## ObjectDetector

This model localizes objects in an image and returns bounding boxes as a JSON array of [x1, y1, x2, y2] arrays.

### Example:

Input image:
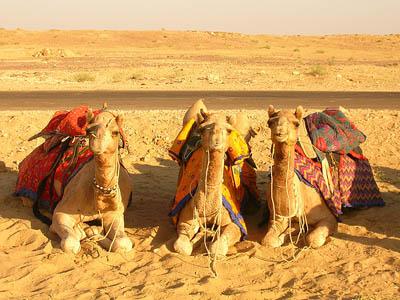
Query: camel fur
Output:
[[174, 100, 254, 257], [21, 106, 133, 254], [261, 105, 337, 249]]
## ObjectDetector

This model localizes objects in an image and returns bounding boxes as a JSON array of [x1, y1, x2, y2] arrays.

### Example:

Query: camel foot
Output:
[[261, 232, 285, 248], [61, 237, 81, 254], [306, 232, 327, 249], [210, 236, 229, 257], [173, 235, 193, 256]]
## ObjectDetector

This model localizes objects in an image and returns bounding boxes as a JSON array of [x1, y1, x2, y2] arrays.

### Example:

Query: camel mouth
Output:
[[273, 133, 288, 142], [209, 142, 225, 150], [91, 149, 103, 155]]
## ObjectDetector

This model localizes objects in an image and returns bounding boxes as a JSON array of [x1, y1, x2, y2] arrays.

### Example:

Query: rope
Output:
[[80, 116, 124, 252], [191, 128, 225, 278], [269, 136, 310, 262]]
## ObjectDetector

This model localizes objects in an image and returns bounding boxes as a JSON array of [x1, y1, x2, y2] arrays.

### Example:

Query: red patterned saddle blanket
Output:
[[15, 106, 96, 212]]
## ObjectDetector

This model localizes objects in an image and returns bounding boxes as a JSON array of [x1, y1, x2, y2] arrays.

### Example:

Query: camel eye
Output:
[[112, 130, 119, 137]]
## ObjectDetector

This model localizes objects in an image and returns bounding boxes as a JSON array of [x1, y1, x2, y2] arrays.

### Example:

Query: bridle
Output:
[[87, 110, 122, 196]]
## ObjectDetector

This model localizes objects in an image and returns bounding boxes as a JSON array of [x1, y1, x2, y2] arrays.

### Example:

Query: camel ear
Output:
[[294, 106, 304, 120], [226, 115, 236, 126], [268, 105, 275, 118], [225, 123, 235, 133], [249, 127, 257, 137], [87, 109, 94, 123], [116, 115, 123, 128], [102, 102, 108, 110], [198, 108, 209, 123]]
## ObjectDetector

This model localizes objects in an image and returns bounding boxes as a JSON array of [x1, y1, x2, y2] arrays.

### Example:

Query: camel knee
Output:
[[210, 223, 241, 256], [261, 230, 285, 248], [306, 232, 327, 249], [174, 235, 193, 256], [112, 236, 133, 252], [306, 219, 337, 248], [261, 220, 288, 248], [61, 236, 81, 254], [210, 235, 229, 257]]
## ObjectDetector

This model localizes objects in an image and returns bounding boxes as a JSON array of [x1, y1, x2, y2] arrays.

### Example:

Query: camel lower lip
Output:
[[275, 136, 287, 142]]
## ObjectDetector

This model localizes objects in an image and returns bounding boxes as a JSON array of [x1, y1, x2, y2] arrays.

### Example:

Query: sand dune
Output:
[[0, 108, 398, 299]]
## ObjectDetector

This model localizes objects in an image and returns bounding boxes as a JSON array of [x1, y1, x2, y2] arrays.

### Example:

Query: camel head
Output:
[[267, 105, 304, 145], [198, 110, 234, 152], [227, 112, 257, 143], [86, 104, 123, 155]]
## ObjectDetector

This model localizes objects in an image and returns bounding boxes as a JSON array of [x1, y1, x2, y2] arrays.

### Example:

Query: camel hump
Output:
[[183, 99, 208, 126], [227, 112, 257, 143]]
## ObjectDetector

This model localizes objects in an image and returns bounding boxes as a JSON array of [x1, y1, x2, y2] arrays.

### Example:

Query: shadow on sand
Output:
[[1, 159, 398, 254], [336, 165, 400, 252], [0, 161, 61, 249]]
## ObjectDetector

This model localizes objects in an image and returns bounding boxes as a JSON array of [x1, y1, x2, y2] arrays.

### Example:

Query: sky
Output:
[[1, 0, 399, 35]]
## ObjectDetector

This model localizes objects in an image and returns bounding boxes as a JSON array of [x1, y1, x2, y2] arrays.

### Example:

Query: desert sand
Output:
[[0, 29, 399, 299], [0, 29, 399, 92], [0, 107, 399, 299]]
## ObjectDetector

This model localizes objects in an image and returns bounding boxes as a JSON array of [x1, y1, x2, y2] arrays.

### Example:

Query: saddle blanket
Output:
[[15, 106, 96, 212], [295, 108, 384, 217]]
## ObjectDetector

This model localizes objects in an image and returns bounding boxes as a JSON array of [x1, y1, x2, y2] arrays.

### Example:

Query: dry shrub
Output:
[[73, 72, 95, 82], [307, 65, 327, 77]]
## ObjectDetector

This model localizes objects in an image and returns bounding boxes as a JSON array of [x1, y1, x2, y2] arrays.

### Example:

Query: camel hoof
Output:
[[173, 235, 193, 256], [112, 237, 133, 252], [61, 237, 81, 254], [210, 236, 229, 257], [261, 234, 284, 248], [306, 234, 326, 249]]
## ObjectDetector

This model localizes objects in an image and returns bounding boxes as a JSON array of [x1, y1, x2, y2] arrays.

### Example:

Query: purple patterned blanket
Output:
[[295, 109, 384, 217]]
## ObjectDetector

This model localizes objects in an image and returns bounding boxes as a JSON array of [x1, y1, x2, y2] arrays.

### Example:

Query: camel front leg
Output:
[[99, 212, 132, 252], [50, 213, 82, 254], [174, 201, 199, 256], [261, 216, 289, 248], [306, 217, 337, 248], [210, 221, 242, 257]]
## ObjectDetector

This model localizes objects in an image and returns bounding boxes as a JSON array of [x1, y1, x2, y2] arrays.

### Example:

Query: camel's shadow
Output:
[[125, 158, 178, 250], [2, 158, 398, 254], [0, 162, 60, 249], [336, 165, 400, 252]]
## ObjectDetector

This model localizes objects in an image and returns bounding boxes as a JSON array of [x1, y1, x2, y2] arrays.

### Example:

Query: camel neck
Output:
[[203, 149, 224, 189], [195, 148, 225, 216], [271, 143, 297, 216], [94, 152, 119, 189]]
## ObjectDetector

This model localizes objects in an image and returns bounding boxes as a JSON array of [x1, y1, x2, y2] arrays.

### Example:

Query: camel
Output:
[[261, 105, 337, 249], [173, 100, 255, 257], [36, 107, 133, 254]]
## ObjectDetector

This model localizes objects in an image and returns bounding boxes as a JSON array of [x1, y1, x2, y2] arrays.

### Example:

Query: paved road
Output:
[[0, 91, 399, 110]]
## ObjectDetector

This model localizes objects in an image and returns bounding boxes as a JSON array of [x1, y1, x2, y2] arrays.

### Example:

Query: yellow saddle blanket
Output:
[[168, 118, 258, 238]]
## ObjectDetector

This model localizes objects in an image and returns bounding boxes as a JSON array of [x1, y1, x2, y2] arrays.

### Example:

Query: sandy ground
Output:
[[0, 30, 400, 92], [0, 107, 399, 299]]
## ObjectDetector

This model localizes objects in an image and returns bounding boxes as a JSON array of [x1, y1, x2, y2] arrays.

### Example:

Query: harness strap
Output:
[[34, 138, 72, 225]]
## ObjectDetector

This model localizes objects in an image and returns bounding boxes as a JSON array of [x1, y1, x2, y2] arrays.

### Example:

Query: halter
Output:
[[89, 109, 122, 197]]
